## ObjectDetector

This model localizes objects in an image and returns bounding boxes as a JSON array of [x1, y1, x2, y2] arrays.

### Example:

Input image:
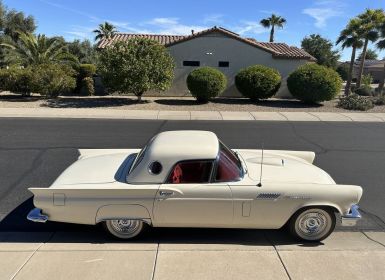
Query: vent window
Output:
[[183, 61, 200, 67]]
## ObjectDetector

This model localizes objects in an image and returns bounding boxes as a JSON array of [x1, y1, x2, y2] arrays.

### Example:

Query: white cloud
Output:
[[303, 0, 344, 28], [64, 25, 94, 41], [145, 17, 207, 35], [233, 21, 267, 35], [203, 14, 224, 24]]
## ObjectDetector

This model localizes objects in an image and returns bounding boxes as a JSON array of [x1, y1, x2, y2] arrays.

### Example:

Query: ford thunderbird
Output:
[[27, 130, 362, 241]]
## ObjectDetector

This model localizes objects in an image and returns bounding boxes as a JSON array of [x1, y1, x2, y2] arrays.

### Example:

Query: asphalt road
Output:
[[0, 118, 384, 232]]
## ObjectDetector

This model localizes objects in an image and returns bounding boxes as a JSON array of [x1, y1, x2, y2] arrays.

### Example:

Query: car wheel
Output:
[[104, 219, 144, 239], [289, 208, 336, 241]]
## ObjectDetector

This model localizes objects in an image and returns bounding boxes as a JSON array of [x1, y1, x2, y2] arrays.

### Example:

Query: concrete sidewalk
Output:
[[1, 230, 384, 280], [1, 108, 385, 122]]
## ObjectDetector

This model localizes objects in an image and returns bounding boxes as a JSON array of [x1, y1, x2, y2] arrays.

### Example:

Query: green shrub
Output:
[[0, 67, 33, 95], [337, 94, 374, 111], [235, 65, 281, 100], [287, 64, 342, 104], [31, 64, 76, 98], [355, 85, 372, 96], [336, 64, 349, 81], [373, 95, 385, 106], [80, 77, 95, 96], [186, 67, 227, 103], [361, 73, 373, 87]]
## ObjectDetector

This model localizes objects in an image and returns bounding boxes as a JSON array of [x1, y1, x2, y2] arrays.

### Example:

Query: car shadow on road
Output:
[[0, 197, 324, 247]]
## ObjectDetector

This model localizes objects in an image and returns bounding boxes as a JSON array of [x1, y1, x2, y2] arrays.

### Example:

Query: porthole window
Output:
[[148, 161, 163, 175]]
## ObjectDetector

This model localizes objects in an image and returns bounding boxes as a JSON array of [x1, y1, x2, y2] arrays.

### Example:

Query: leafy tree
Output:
[[1, 31, 78, 66], [336, 18, 364, 95], [355, 9, 385, 88], [67, 39, 97, 64], [357, 48, 378, 60], [260, 14, 286, 42], [98, 38, 175, 101], [93, 22, 117, 42], [302, 34, 340, 69], [3, 9, 36, 41]]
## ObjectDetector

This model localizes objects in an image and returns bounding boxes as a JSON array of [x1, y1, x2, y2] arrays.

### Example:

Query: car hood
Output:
[[237, 150, 336, 185], [51, 153, 129, 186]]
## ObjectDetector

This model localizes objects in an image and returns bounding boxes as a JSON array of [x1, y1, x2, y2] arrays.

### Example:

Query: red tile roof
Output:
[[98, 26, 316, 61], [97, 33, 185, 48]]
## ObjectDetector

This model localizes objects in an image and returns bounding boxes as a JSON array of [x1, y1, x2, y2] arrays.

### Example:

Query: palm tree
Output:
[[260, 14, 286, 42], [1, 31, 78, 66], [377, 22, 385, 94], [355, 9, 385, 88], [93, 22, 117, 42], [336, 18, 364, 96]]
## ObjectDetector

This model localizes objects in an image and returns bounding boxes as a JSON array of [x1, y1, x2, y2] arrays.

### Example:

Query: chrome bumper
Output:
[[27, 208, 48, 223], [341, 204, 361, 226]]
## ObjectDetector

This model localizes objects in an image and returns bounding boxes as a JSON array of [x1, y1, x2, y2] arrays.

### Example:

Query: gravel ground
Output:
[[1, 92, 385, 112]]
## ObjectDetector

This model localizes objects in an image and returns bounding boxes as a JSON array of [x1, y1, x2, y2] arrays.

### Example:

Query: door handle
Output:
[[159, 191, 174, 196]]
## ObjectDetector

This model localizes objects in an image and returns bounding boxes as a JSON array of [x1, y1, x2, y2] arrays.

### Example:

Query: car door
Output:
[[153, 160, 233, 227], [228, 182, 295, 229]]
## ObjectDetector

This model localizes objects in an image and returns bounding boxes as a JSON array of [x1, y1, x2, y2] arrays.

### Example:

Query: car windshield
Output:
[[215, 141, 243, 182]]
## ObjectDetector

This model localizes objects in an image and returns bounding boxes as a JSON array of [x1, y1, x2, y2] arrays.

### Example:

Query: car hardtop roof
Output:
[[148, 130, 219, 160]]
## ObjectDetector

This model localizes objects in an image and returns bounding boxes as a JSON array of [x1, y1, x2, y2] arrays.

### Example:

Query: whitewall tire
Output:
[[104, 219, 144, 239], [289, 208, 336, 241]]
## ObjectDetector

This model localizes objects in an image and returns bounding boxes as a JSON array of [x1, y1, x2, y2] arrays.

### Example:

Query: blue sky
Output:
[[4, 0, 385, 60]]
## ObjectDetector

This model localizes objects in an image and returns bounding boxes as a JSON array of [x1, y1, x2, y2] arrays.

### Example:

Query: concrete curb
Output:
[[1, 108, 385, 122]]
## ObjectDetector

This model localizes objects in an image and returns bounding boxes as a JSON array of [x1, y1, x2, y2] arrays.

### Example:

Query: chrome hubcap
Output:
[[298, 212, 327, 236], [110, 219, 141, 235]]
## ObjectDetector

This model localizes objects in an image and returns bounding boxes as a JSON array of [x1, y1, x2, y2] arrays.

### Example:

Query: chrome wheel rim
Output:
[[298, 212, 327, 236], [295, 209, 332, 240], [110, 219, 142, 236]]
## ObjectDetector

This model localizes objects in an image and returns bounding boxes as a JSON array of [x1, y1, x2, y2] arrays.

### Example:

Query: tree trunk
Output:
[[345, 46, 357, 96], [136, 92, 143, 102], [377, 61, 385, 95], [356, 38, 369, 88], [269, 26, 275, 42]]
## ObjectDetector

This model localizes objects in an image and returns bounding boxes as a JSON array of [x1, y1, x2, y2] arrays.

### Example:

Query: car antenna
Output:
[[257, 143, 264, 187]]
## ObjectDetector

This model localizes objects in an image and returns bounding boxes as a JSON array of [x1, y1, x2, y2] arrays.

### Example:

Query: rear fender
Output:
[[95, 204, 152, 225]]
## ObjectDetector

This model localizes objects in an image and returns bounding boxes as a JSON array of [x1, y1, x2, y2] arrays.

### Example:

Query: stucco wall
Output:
[[162, 32, 309, 98]]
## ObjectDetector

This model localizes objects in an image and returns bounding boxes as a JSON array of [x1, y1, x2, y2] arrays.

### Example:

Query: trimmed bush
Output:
[[0, 67, 33, 95], [186, 67, 227, 103], [80, 77, 95, 96], [337, 94, 373, 111], [31, 64, 76, 98], [287, 64, 342, 104], [235, 65, 281, 101], [355, 85, 372, 96], [78, 64, 96, 79]]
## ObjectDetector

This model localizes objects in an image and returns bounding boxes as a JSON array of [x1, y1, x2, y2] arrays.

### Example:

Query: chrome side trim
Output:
[[27, 208, 48, 223], [341, 204, 361, 226]]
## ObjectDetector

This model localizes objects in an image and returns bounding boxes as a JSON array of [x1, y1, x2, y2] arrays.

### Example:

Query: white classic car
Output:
[[27, 130, 362, 241]]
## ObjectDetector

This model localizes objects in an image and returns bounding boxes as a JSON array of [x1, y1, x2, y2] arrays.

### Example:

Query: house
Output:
[[98, 26, 316, 98], [351, 60, 385, 83]]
